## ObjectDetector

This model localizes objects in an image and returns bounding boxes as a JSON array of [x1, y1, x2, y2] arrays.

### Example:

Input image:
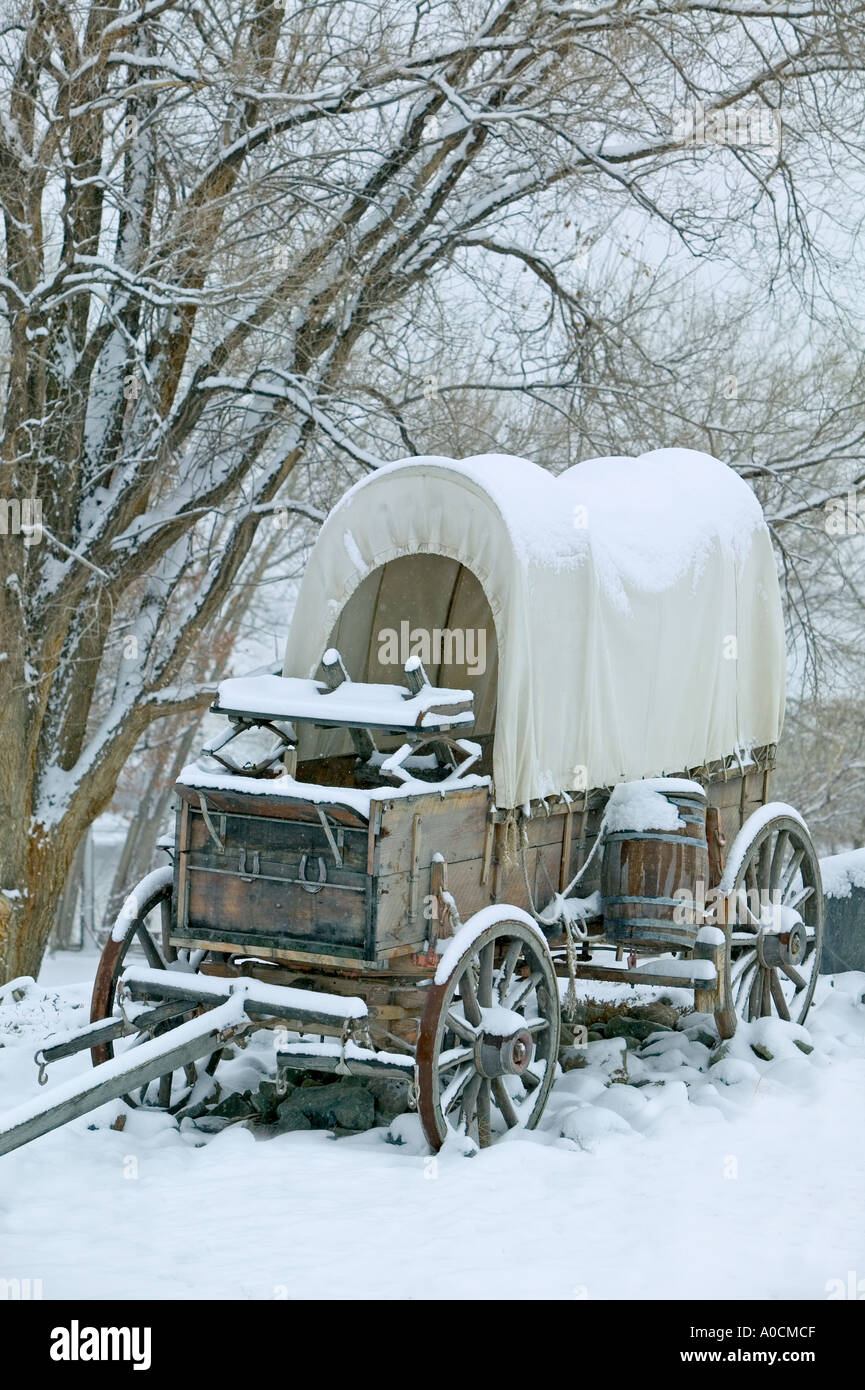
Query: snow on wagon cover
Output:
[[282, 450, 785, 809]]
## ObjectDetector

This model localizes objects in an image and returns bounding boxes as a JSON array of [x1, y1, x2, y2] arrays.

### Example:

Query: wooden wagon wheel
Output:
[[90, 870, 222, 1112], [713, 807, 823, 1037], [416, 914, 560, 1152]]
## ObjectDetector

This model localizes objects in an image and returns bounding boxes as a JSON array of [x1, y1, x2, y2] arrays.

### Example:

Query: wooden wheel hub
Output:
[[473, 1026, 533, 1078], [780, 920, 807, 968], [756, 913, 807, 970]]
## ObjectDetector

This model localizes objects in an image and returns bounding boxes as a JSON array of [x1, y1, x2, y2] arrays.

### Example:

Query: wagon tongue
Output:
[[0, 973, 368, 1161]]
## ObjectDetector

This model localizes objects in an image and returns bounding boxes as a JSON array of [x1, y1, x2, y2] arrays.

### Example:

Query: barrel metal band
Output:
[[604, 831, 708, 849], [604, 894, 701, 910], [606, 917, 697, 933]]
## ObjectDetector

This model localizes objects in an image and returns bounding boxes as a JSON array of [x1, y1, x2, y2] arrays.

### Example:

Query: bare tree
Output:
[[1, 0, 863, 979]]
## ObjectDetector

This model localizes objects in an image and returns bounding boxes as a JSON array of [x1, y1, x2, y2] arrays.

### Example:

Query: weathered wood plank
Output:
[[0, 1001, 246, 1160], [175, 782, 368, 828]]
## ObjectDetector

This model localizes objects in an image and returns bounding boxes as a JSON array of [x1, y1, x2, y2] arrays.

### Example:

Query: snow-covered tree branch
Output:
[[1, 0, 863, 977]]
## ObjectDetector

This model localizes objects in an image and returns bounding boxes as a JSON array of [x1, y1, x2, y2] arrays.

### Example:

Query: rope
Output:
[[501, 810, 520, 867], [518, 807, 609, 926], [518, 806, 612, 1025]]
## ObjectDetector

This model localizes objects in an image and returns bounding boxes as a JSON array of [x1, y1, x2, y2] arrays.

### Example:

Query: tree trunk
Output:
[[0, 828, 79, 981], [52, 835, 87, 951]]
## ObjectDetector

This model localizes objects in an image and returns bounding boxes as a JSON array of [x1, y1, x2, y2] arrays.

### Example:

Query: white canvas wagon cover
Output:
[[283, 449, 785, 809]]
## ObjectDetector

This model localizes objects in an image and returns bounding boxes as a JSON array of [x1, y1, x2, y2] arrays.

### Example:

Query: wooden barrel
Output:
[[601, 781, 708, 952]]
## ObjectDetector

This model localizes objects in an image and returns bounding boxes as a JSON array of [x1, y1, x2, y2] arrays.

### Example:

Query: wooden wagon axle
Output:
[[117, 964, 369, 1031]]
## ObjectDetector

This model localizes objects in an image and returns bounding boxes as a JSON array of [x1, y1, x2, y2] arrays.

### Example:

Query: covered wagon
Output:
[[0, 449, 822, 1155]]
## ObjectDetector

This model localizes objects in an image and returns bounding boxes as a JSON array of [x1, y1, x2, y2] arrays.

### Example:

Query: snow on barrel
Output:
[[601, 778, 708, 953]]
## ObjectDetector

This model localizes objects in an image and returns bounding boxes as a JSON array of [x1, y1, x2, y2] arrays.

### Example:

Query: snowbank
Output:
[[0, 965, 861, 1299], [820, 848, 865, 900]]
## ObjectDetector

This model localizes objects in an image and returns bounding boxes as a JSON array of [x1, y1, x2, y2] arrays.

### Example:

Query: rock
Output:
[[750, 1042, 774, 1062], [176, 1099, 212, 1121], [630, 1001, 680, 1030], [210, 1090, 254, 1119], [250, 1080, 287, 1117], [605, 1016, 670, 1042], [291, 1082, 375, 1131], [688, 1028, 718, 1049], [587, 1029, 605, 1042], [570, 1000, 621, 1029], [793, 1039, 814, 1055], [709, 1042, 732, 1067], [560, 1048, 589, 1072], [366, 1076, 409, 1124], [274, 1101, 312, 1133], [190, 1116, 236, 1134], [560, 1015, 583, 1044]]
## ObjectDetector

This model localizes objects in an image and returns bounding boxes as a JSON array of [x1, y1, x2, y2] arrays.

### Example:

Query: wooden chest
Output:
[[171, 781, 499, 967]]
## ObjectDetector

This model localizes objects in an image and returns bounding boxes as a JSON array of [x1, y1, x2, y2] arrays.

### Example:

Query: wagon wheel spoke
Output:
[[461, 1072, 482, 1138], [477, 943, 494, 1009], [733, 952, 757, 1006], [491, 1077, 520, 1129], [786, 884, 814, 911], [525, 1017, 549, 1034], [476, 1078, 492, 1148], [779, 848, 804, 902], [737, 902, 764, 930], [731, 951, 757, 994], [768, 830, 789, 893], [458, 966, 483, 1028], [760, 968, 773, 1019], [440, 1064, 474, 1113], [497, 939, 523, 1001], [731, 944, 757, 977], [503, 970, 541, 1012], [445, 1010, 477, 1044], [734, 963, 756, 1013], [134, 921, 165, 970], [159, 897, 176, 963], [769, 971, 791, 1021], [437, 1045, 473, 1070], [780, 962, 807, 993], [756, 835, 773, 891], [747, 966, 764, 1021]]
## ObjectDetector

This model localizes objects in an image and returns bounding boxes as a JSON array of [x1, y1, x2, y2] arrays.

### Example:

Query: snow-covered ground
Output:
[[1, 954, 863, 1301]]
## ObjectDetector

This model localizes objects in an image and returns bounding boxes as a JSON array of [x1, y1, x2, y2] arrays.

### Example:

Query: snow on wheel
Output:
[[416, 910, 560, 1152], [90, 868, 221, 1112], [714, 804, 824, 1035]]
